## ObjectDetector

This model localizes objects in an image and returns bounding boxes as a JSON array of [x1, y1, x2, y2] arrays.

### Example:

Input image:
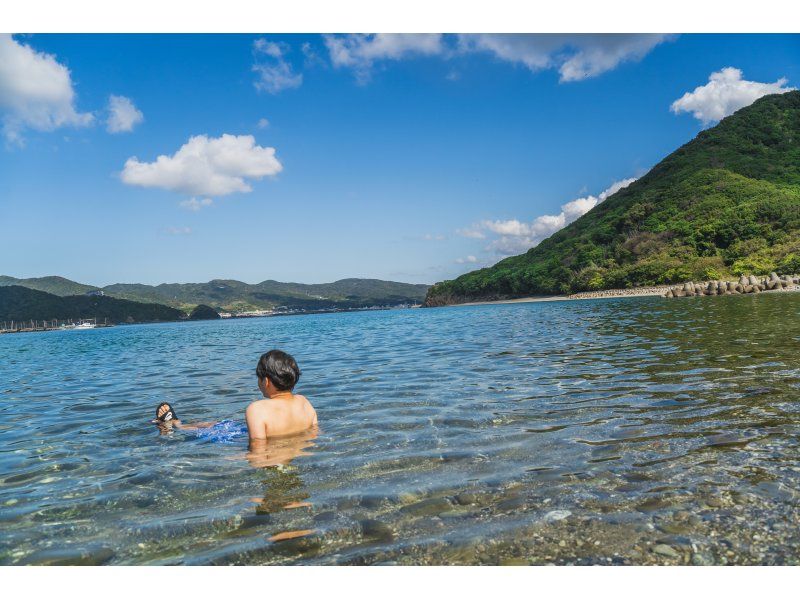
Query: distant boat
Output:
[[74, 321, 96, 330]]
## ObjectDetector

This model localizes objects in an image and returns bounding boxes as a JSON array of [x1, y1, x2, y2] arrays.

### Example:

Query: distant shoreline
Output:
[[0, 303, 418, 335]]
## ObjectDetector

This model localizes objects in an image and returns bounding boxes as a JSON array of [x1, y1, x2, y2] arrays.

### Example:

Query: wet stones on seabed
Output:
[[663, 273, 800, 299]]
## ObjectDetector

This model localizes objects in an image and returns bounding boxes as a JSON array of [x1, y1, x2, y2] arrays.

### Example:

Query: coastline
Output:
[[451, 285, 672, 307], [449, 283, 800, 308]]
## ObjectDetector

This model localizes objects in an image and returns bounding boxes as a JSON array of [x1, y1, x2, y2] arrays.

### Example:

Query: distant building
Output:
[[85, 290, 105, 297]]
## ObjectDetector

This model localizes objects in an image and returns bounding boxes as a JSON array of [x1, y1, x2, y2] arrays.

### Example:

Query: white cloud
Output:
[[106, 95, 143, 133], [180, 197, 213, 211], [455, 255, 478, 264], [457, 226, 486, 239], [0, 33, 93, 143], [254, 39, 283, 58], [257, 117, 270, 129], [322, 34, 669, 85], [422, 233, 445, 241], [561, 196, 597, 220], [670, 67, 795, 124], [457, 34, 670, 82], [483, 219, 538, 237], [597, 178, 636, 200], [486, 234, 540, 257], [323, 34, 445, 82], [301, 42, 324, 68], [252, 38, 302, 94], [465, 178, 637, 256], [121, 134, 282, 197]]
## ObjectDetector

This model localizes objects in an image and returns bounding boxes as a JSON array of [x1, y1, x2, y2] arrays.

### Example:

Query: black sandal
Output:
[[154, 402, 178, 423]]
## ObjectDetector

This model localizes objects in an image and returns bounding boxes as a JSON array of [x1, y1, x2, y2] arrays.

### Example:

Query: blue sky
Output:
[[1, 33, 798, 286]]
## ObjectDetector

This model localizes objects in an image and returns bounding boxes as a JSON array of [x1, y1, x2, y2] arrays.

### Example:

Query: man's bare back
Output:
[[246, 393, 317, 439]]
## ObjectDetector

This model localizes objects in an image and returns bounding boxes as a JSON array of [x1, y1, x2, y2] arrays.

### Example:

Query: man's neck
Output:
[[268, 390, 294, 400]]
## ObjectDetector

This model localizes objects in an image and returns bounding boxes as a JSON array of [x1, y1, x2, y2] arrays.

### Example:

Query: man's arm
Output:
[[174, 421, 217, 431], [246, 403, 267, 440]]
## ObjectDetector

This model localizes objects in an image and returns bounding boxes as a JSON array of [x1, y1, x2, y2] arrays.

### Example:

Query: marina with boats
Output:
[[0, 318, 110, 334]]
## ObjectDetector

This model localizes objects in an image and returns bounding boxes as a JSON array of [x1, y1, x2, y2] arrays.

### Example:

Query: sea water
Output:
[[1, 294, 799, 564]]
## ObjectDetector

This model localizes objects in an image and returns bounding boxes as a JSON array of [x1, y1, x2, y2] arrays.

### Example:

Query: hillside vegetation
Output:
[[0, 275, 97, 296], [0, 276, 429, 312], [426, 91, 800, 306], [189, 304, 221, 320], [0, 286, 185, 323], [103, 278, 428, 311]]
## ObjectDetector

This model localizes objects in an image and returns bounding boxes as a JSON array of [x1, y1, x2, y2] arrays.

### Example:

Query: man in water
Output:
[[154, 349, 317, 440]]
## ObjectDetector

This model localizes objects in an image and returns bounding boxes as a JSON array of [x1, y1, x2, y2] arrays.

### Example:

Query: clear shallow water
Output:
[[2, 295, 800, 565]]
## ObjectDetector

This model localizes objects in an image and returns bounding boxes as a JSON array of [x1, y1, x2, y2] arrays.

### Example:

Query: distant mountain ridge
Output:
[[0, 275, 429, 312], [426, 90, 800, 306]]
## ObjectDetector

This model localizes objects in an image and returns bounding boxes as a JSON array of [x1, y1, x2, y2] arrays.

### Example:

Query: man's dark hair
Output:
[[256, 349, 301, 391]]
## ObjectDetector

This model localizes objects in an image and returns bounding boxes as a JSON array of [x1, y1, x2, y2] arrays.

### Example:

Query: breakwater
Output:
[[664, 272, 799, 298], [568, 285, 674, 300]]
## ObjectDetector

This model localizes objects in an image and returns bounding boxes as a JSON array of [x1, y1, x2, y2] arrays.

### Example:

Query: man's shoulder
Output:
[[295, 394, 314, 408], [247, 399, 272, 414]]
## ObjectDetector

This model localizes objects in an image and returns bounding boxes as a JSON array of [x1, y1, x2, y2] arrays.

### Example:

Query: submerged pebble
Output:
[[359, 519, 395, 543], [692, 552, 715, 566], [399, 498, 453, 517], [543, 510, 572, 522], [652, 544, 681, 559], [18, 547, 114, 566]]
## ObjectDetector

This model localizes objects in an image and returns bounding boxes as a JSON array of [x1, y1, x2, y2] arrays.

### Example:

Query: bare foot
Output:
[[157, 404, 172, 420], [153, 402, 178, 425]]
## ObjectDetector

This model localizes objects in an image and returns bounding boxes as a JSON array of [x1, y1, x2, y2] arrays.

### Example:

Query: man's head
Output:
[[256, 349, 301, 396]]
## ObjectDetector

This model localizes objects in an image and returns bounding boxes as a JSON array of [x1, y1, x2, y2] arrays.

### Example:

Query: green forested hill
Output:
[[0, 275, 428, 312], [101, 278, 428, 311], [103, 278, 428, 311], [0, 275, 98, 296], [425, 91, 800, 306], [0, 286, 184, 323]]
